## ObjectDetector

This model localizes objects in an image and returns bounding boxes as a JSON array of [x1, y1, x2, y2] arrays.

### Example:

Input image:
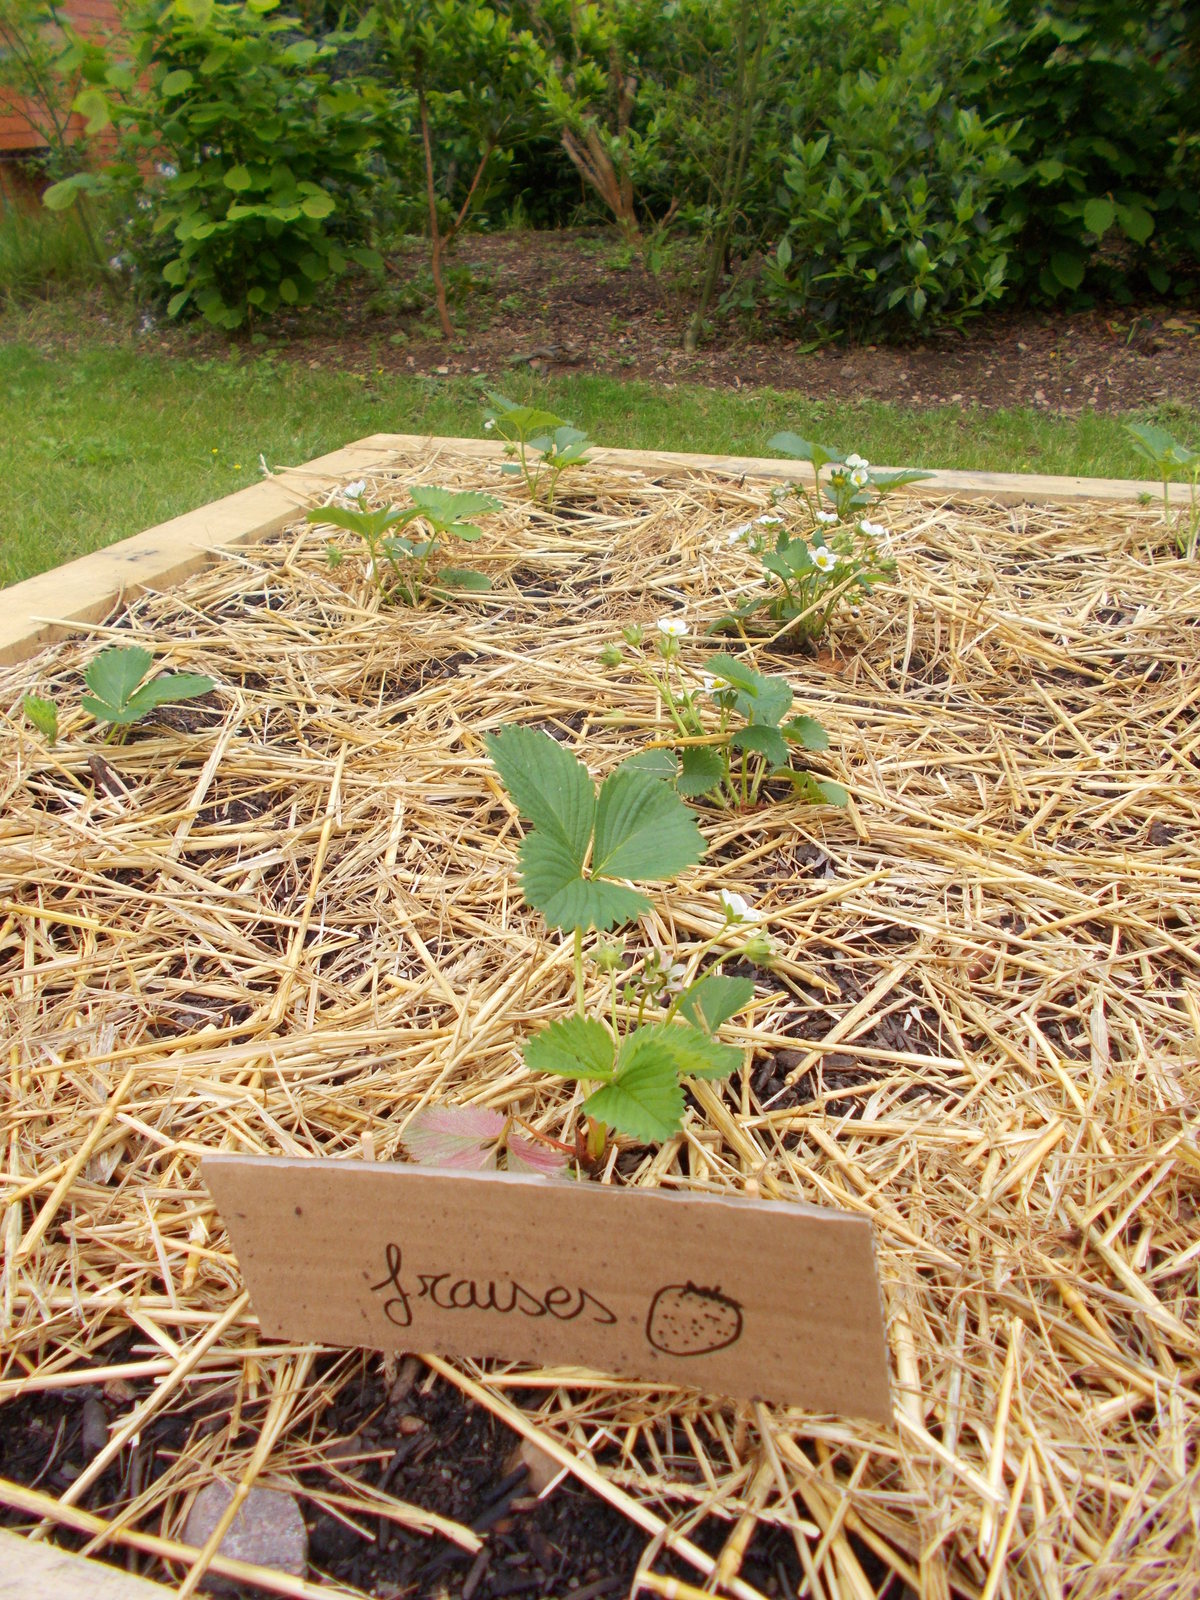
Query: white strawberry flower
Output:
[[726, 521, 754, 543], [484, 417, 496, 431], [816, 510, 839, 525], [342, 478, 367, 501], [849, 467, 870, 489], [845, 452, 868, 470], [657, 616, 689, 639], [719, 889, 764, 924], [858, 518, 887, 539], [663, 959, 689, 991], [812, 546, 839, 574], [756, 513, 784, 527]]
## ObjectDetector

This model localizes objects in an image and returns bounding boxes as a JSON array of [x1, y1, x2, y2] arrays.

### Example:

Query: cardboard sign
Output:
[[203, 1157, 893, 1420]]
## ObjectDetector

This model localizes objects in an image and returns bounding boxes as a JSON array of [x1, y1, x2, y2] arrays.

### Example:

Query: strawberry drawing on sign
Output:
[[646, 1281, 744, 1356]]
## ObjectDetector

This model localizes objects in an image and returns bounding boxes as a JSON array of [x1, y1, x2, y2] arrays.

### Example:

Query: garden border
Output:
[[1, 432, 1188, 670]]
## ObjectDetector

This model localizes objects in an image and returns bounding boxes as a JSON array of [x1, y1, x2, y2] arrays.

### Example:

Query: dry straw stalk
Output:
[[1, 445, 1197, 1598]]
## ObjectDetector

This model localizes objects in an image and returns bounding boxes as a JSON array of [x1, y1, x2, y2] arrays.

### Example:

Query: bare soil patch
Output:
[[282, 231, 1200, 414]]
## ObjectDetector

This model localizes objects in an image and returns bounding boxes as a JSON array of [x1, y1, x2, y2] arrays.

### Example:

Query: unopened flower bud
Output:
[[742, 930, 777, 967]]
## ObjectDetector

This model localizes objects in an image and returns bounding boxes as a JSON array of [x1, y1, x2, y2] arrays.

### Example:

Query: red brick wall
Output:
[[0, 0, 123, 156]]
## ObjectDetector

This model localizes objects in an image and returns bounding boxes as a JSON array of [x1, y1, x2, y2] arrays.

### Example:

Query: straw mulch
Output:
[[1, 450, 1198, 1600]]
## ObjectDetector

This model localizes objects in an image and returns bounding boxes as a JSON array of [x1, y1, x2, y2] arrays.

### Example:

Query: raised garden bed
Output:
[[1, 440, 1197, 1599]]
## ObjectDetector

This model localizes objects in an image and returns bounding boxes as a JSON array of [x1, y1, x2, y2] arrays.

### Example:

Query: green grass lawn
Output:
[[2, 329, 1194, 590]]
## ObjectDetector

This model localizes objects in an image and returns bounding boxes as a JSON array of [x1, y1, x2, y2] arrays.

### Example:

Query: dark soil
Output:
[[269, 231, 1200, 414], [42, 227, 1200, 413], [0, 1359, 813, 1598]]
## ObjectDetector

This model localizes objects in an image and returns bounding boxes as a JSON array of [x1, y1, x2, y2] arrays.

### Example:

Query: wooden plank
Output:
[[0, 440, 392, 668], [0, 1529, 173, 1600], [1, 431, 1178, 671], [353, 432, 1183, 508]]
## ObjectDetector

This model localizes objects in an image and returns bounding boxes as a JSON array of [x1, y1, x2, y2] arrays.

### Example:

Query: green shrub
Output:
[[47, 0, 388, 329], [761, 3, 1018, 337], [972, 0, 1200, 301]]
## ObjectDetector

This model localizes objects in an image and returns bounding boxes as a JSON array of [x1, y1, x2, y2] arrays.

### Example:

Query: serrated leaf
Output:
[[1050, 251, 1085, 291], [409, 486, 502, 524], [769, 432, 840, 471], [119, 673, 215, 718], [519, 832, 650, 931], [486, 726, 594, 863], [506, 1135, 568, 1176], [647, 1021, 743, 1081], [584, 1034, 684, 1141], [22, 696, 58, 743], [1117, 203, 1154, 245], [83, 645, 153, 712], [524, 1015, 614, 1081], [730, 724, 789, 767], [401, 1104, 503, 1168], [677, 975, 755, 1034], [74, 86, 111, 134], [788, 770, 849, 806], [869, 468, 933, 490], [677, 744, 726, 797], [706, 655, 792, 725], [782, 715, 829, 751], [592, 765, 706, 882]]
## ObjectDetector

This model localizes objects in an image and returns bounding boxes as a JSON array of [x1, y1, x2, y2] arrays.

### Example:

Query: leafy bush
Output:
[[47, 0, 387, 329], [762, 3, 1019, 337], [969, 0, 1199, 302]]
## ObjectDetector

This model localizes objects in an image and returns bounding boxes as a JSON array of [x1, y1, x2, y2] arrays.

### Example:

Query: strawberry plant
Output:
[[483, 391, 592, 505], [612, 622, 847, 809], [485, 725, 757, 1158], [713, 433, 928, 643], [23, 645, 214, 745], [1125, 422, 1200, 558], [308, 482, 501, 602]]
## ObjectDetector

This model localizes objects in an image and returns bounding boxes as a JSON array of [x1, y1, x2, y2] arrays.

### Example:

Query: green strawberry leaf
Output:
[[768, 432, 841, 471], [592, 765, 706, 882], [518, 832, 651, 930], [677, 974, 755, 1033], [486, 726, 594, 863], [782, 714, 829, 751], [584, 1033, 684, 1141], [524, 1015, 614, 1081], [787, 770, 849, 807], [22, 696, 58, 744], [730, 724, 790, 768], [83, 645, 153, 714], [706, 655, 793, 725], [677, 744, 726, 797], [120, 673, 214, 720], [650, 1021, 743, 1081]]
